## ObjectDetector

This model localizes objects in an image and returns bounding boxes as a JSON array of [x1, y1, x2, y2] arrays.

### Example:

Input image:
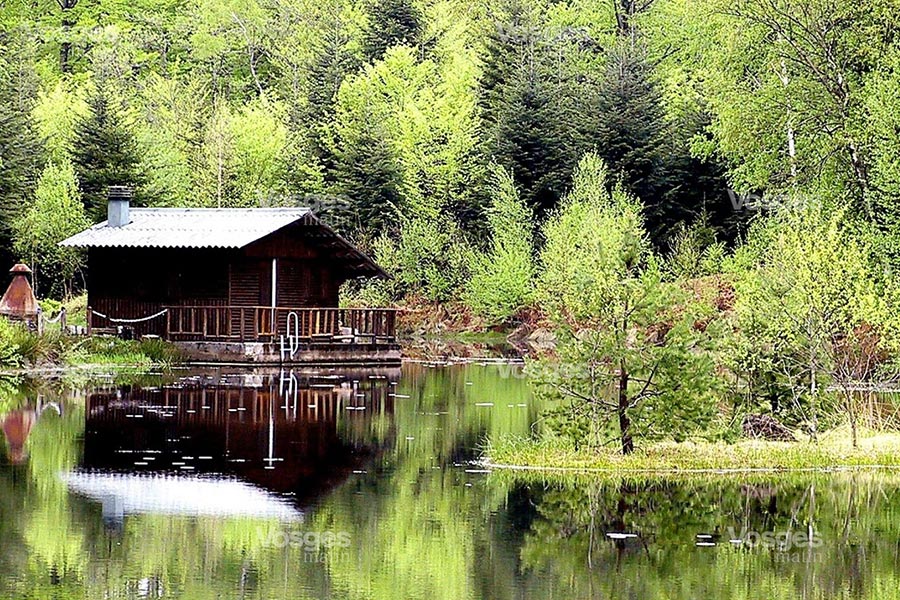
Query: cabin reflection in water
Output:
[[76, 369, 399, 522]]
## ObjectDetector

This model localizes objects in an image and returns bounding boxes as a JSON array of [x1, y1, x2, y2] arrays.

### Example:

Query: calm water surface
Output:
[[1, 362, 899, 599]]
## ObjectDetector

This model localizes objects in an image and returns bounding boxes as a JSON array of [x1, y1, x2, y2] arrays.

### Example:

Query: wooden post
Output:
[[86, 306, 93, 336], [60, 307, 67, 334]]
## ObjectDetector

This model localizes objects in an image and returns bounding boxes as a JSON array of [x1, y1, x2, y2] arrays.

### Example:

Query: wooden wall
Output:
[[240, 223, 345, 308]]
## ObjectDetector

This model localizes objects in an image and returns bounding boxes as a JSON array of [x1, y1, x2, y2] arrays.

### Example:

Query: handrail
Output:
[[168, 305, 400, 312], [161, 305, 398, 344]]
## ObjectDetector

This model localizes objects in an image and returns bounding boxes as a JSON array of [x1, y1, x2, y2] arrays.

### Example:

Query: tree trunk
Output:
[[809, 347, 818, 442], [618, 359, 633, 454], [777, 58, 798, 182], [61, 17, 73, 74]]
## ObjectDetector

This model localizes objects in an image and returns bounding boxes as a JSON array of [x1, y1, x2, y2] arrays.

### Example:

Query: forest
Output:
[[2, 0, 900, 453]]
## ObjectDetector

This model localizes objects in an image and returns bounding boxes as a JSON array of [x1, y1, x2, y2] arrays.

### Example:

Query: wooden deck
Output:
[[86, 305, 400, 364]]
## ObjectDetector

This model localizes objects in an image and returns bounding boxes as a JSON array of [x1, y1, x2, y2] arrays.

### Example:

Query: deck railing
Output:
[[163, 306, 398, 344]]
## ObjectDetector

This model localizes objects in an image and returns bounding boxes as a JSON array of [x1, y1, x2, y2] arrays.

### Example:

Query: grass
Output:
[[485, 428, 900, 473], [0, 318, 181, 372], [65, 336, 182, 368]]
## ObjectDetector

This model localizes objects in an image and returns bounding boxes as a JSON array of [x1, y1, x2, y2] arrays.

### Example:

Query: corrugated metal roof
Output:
[[60, 207, 312, 249]]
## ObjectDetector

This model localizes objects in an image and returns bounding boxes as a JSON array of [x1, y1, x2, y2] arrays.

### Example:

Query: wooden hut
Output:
[[61, 189, 399, 364]]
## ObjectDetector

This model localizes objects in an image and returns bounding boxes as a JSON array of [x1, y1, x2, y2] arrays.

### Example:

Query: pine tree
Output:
[[307, 14, 362, 172], [480, 3, 599, 219], [72, 86, 144, 221], [330, 129, 404, 236], [0, 45, 42, 268], [361, 0, 423, 62], [591, 44, 666, 221], [592, 44, 735, 245], [659, 123, 742, 244]]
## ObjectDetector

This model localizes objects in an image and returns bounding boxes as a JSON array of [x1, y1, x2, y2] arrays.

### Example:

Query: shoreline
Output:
[[484, 434, 900, 474], [480, 460, 900, 476]]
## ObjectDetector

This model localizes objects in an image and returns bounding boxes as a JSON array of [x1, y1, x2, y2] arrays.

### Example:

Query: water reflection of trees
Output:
[[8, 366, 899, 599], [0, 377, 91, 597], [0, 364, 541, 599], [515, 474, 900, 599]]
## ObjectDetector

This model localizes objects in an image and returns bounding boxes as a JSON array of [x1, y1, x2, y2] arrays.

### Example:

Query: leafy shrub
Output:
[[0, 320, 22, 368], [0, 318, 181, 369], [341, 234, 404, 307], [401, 216, 470, 302], [726, 202, 885, 438], [39, 298, 63, 316], [464, 165, 534, 323], [0, 320, 66, 366], [364, 216, 470, 303], [66, 336, 180, 367], [665, 217, 725, 280]]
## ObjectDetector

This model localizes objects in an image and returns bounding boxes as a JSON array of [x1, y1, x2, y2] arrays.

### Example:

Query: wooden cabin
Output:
[[61, 189, 399, 364]]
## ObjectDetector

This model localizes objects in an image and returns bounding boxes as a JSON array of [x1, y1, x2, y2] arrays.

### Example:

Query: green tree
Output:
[[361, 0, 423, 62], [327, 120, 404, 234], [305, 4, 364, 168], [12, 160, 90, 298], [229, 97, 292, 204], [0, 39, 42, 268], [591, 42, 726, 242], [71, 85, 144, 221], [862, 48, 900, 264], [465, 165, 534, 322], [189, 0, 274, 99], [326, 43, 481, 242], [534, 154, 719, 453], [136, 74, 208, 207], [480, 4, 601, 218], [32, 80, 89, 164], [646, 0, 898, 217]]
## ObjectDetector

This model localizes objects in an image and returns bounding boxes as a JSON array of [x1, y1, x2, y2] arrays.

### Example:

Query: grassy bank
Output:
[[0, 319, 181, 372], [485, 429, 900, 473]]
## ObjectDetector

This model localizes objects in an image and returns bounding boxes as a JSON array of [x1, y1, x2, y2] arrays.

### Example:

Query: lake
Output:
[[1, 362, 899, 599]]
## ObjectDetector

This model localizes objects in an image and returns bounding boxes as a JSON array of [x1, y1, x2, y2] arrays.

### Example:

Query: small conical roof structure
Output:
[[0, 263, 39, 320], [1, 410, 36, 464]]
